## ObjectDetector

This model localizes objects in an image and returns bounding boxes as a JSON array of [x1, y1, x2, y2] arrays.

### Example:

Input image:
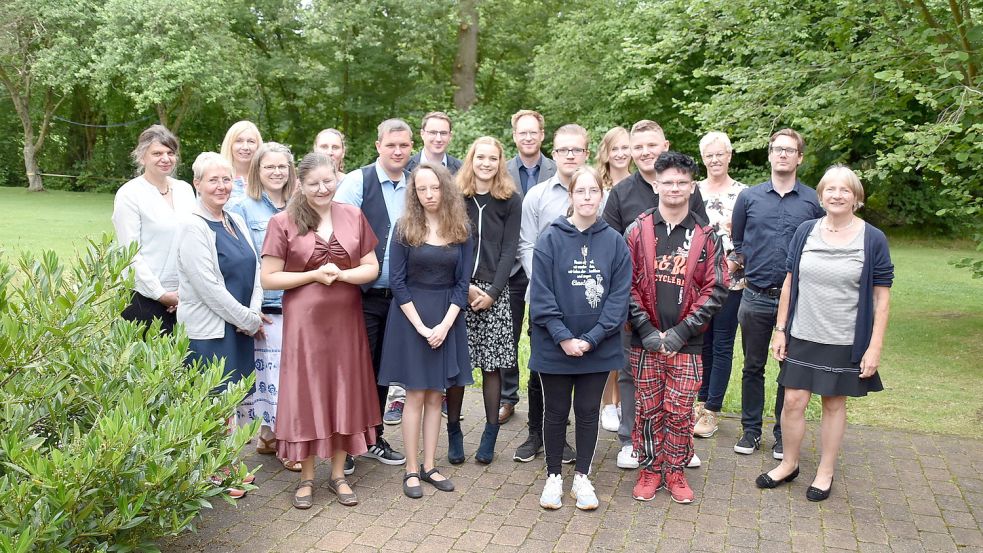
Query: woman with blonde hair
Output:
[[229, 142, 297, 463], [221, 120, 263, 203], [757, 165, 893, 502], [378, 163, 474, 498], [594, 126, 633, 431], [447, 137, 522, 464]]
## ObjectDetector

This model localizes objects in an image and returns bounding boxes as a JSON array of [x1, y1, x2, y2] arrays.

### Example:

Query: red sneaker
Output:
[[632, 469, 663, 501], [665, 471, 695, 504]]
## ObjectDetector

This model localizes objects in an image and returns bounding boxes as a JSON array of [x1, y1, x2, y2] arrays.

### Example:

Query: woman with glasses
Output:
[[221, 120, 263, 203], [594, 126, 633, 434], [692, 132, 747, 439], [377, 163, 473, 498], [229, 142, 297, 465], [261, 152, 382, 509], [532, 166, 631, 511]]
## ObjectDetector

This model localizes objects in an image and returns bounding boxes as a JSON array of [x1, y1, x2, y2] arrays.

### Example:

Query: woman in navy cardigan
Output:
[[756, 165, 893, 502]]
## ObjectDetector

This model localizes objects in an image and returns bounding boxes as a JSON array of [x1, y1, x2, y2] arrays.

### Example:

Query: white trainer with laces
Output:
[[687, 452, 702, 468], [617, 444, 639, 469], [540, 474, 563, 510], [570, 473, 599, 510], [600, 404, 620, 432]]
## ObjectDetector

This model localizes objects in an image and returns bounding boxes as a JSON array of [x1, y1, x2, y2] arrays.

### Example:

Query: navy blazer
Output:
[[406, 152, 462, 175], [507, 154, 557, 195]]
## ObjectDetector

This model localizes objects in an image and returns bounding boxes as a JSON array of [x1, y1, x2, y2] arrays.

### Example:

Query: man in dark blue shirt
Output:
[[730, 128, 824, 460]]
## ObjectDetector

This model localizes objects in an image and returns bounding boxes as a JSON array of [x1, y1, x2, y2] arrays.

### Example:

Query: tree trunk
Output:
[[452, 0, 479, 111], [24, 138, 44, 192], [4, 84, 45, 191]]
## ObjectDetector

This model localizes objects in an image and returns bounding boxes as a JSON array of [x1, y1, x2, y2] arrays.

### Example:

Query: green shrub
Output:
[[0, 236, 256, 552]]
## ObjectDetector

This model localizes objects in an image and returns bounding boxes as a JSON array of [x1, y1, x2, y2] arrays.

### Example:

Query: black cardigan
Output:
[[466, 191, 523, 301]]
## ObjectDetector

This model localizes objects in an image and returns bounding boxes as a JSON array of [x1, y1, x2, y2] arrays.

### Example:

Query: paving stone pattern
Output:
[[161, 390, 983, 552]]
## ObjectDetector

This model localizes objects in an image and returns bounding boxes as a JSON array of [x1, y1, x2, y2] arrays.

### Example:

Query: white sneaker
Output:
[[687, 452, 702, 468], [600, 404, 620, 432], [617, 444, 639, 469], [540, 474, 563, 509], [570, 473, 599, 510]]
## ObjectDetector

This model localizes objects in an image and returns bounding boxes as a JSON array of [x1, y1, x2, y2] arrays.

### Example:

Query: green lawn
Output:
[[3, 187, 981, 436]]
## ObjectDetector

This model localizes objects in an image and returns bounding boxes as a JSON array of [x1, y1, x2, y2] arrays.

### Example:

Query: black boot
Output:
[[447, 421, 465, 464], [475, 422, 500, 464]]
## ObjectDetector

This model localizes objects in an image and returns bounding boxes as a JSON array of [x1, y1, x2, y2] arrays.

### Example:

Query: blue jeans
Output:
[[738, 288, 784, 441], [698, 289, 742, 412]]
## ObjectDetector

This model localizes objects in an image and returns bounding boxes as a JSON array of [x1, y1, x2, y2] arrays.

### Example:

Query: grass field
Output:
[[2, 187, 980, 436]]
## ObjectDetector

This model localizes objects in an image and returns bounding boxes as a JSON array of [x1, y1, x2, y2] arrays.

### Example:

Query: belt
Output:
[[261, 306, 282, 315], [746, 282, 782, 298], [364, 287, 393, 299]]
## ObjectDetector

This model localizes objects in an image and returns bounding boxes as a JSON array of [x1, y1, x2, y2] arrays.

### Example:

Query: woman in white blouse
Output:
[[112, 124, 197, 334]]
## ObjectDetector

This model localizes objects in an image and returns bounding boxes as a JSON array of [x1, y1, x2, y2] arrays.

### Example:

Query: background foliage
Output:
[[0, 0, 979, 240]]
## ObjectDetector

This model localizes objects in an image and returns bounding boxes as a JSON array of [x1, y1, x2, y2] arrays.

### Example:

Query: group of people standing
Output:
[[111, 109, 893, 511]]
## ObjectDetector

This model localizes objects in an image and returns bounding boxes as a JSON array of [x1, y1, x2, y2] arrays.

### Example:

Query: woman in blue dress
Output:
[[177, 152, 265, 498], [378, 162, 474, 499]]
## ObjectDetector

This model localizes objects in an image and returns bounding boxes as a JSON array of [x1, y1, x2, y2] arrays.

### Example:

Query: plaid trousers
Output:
[[630, 346, 702, 474]]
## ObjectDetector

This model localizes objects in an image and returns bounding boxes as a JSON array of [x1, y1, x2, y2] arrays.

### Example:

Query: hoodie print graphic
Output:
[[570, 244, 605, 309]]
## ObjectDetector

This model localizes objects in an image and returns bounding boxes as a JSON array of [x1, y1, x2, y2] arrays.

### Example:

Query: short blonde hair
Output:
[[421, 111, 453, 131], [192, 152, 233, 182], [630, 120, 664, 137], [817, 164, 865, 211], [220, 121, 263, 167], [699, 131, 733, 155], [511, 109, 545, 131]]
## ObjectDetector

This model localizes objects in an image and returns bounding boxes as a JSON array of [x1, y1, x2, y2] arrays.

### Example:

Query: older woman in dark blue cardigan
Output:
[[756, 165, 893, 502]]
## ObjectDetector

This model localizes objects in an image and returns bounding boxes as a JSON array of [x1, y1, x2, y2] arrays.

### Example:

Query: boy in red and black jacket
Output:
[[624, 151, 729, 504]]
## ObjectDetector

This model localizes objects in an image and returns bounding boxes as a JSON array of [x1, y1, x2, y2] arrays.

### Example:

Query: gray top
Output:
[[790, 222, 865, 345]]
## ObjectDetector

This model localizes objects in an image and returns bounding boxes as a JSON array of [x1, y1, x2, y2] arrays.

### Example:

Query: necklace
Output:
[[822, 216, 856, 233], [158, 184, 170, 196]]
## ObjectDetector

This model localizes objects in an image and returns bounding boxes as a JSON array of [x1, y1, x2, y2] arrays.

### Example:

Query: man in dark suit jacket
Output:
[[406, 111, 462, 175], [498, 109, 558, 427]]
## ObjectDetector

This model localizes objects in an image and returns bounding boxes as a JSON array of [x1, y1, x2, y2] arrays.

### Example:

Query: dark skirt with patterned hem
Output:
[[778, 336, 884, 397]]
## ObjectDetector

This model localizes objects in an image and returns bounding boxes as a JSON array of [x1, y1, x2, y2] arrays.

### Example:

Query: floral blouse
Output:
[[699, 179, 747, 290]]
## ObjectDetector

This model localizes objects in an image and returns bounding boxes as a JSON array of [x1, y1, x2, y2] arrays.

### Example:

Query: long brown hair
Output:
[[398, 163, 470, 247], [595, 126, 631, 189], [287, 152, 337, 236], [456, 137, 516, 200], [246, 142, 296, 201]]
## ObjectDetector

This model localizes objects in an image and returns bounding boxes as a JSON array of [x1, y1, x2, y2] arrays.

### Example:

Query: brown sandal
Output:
[[282, 458, 302, 472], [293, 479, 315, 509], [256, 436, 277, 455], [328, 476, 358, 506]]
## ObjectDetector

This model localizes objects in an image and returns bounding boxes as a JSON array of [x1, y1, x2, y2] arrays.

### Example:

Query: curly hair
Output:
[[456, 137, 516, 200], [398, 163, 471, 247]]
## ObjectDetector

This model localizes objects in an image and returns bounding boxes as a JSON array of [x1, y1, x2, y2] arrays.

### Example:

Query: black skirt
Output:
[[778, 336, 884, 397]]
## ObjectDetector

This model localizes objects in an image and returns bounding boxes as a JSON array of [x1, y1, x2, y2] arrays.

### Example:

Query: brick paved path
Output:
[[162, 389, 983, 552]]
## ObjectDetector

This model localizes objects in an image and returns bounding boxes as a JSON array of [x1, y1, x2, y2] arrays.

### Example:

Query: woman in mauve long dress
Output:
[[261, 152, 381, 510]]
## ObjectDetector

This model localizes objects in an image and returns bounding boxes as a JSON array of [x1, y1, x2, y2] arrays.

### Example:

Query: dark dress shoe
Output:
[[807, 477, 833, 501], [756, 466, 800, 489], [498, 403, 515, 424], [403, 472, 423, 499], [420, 465, 455, 492]]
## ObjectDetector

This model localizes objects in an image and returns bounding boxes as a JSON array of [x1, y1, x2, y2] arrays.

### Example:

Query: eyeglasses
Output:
[[553, 148, 587, 157], [261, 164, 290, 172], [572, 187, 601, 197], [770, 146, 799, 156], [515, 131, 541, 139], [702, 152, 730, 160], [303, 179, 335, 190], [424, 130, 450, 138], [657, 180, 693, 189]]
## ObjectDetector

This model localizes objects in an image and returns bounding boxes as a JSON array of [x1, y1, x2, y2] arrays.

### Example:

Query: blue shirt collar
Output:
[[763, 178, 805, 194], [374, 159, 406, 189]]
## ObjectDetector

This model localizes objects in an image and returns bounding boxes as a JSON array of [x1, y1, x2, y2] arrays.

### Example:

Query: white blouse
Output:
[[112, 175, 197, 301]]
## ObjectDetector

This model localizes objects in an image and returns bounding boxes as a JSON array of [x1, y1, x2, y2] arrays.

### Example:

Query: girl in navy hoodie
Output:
[[530, 166, 632, 511]]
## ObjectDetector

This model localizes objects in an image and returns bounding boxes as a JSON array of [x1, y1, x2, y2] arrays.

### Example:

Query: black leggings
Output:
[[541, 371, 608, 476], [121, 291, 176, 335]]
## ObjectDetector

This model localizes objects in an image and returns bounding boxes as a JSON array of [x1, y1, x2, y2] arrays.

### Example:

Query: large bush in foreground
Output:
[[0, 237, 254, 552]]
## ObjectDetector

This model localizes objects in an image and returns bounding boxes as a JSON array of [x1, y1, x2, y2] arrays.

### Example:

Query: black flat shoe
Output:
[[807, 477, 833, 502], [420, 465, 455, 492], [756, 466, 800, 489], [403, 472, 423, 499]]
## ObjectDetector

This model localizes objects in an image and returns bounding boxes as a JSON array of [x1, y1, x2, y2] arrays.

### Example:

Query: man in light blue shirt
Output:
[[334, 118, 413, 468]]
